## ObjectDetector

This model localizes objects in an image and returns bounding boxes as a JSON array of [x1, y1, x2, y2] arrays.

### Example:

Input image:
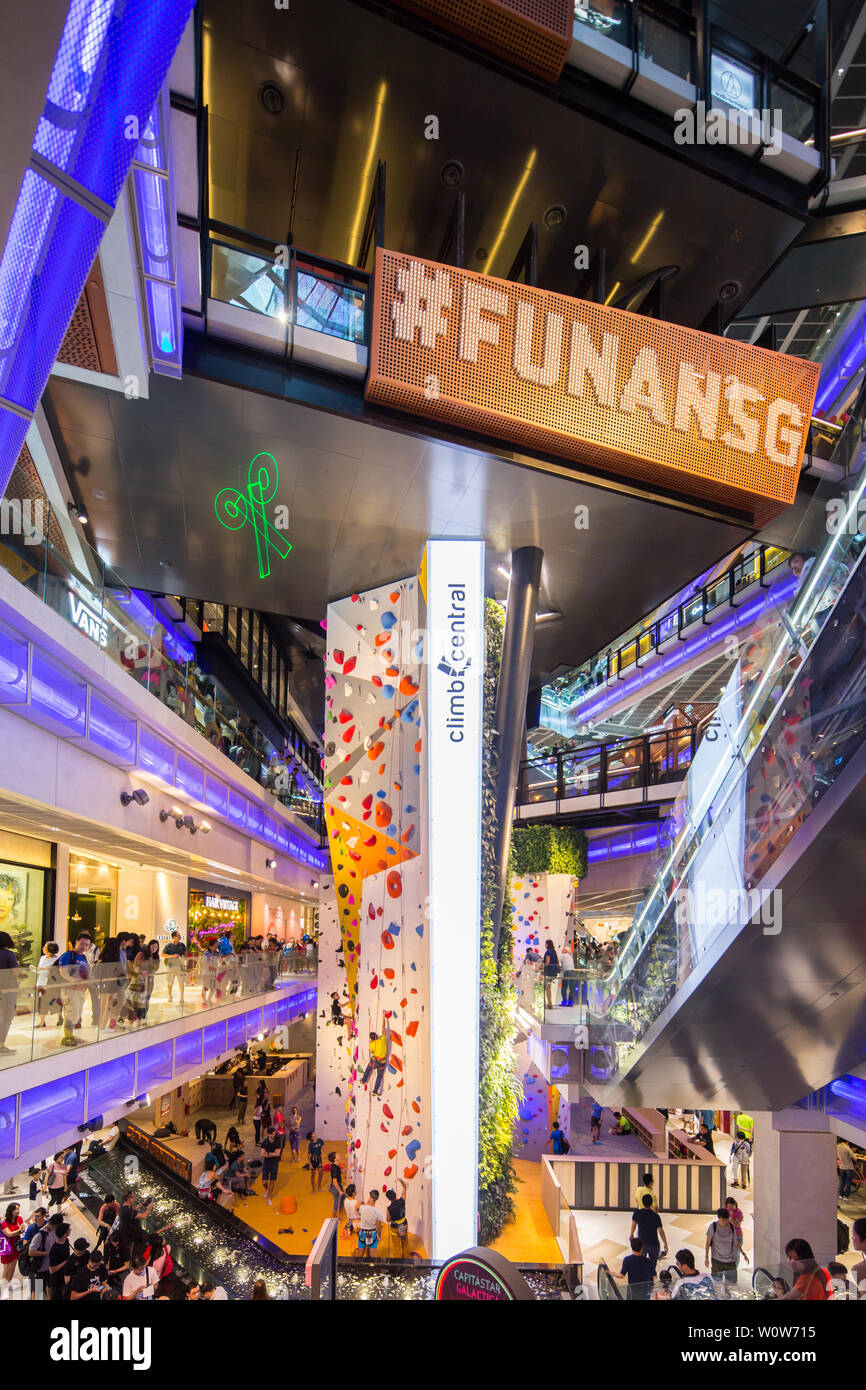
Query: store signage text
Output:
[[434, 1247, 534, 1301], [366, 250, 820, 515], [204, 894, 241, 912], [68, 589, 108, 648]]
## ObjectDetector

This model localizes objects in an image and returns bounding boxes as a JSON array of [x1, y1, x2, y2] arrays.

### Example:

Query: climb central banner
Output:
[[365, 248, 821, 521]]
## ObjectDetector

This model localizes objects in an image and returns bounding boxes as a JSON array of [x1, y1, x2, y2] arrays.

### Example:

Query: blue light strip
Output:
[[0, 0, 196, 490], [130, 87, 182, 378], [814, 301, 866, 414], [544, 574, 796, 731]]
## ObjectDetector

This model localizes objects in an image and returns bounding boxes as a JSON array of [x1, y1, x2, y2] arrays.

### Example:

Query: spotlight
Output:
[[311, 879, 318, 888], [266, 858, 277, 870], [120, 788, 150, 807], [200, 821, 211, 834], [183, 815, 196, 833], [68, 501, 88, 525]]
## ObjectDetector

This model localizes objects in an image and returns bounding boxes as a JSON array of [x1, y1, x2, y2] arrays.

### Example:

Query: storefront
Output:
[[252, 890, 315, 943], [0, 830, 53, 970], [188, 878, 251, 953], [68, 854, 117, 950]]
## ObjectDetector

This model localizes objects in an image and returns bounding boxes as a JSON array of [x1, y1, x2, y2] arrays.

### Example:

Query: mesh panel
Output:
[[0, 411, 30, 491], [390, 0, 572, 81], [0, 171, 104, 414], [57, 290, 101, 371], [34, 0, 196, 206], [366, 249, 821, 519]]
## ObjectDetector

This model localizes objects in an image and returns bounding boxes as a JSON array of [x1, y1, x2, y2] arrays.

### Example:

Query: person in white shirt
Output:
[[559, 946, 576, 1006], [837, 1139, 857, 1200], [36, 943, 63, 1027], [122, 1255, 158, 1301], [342, 1182, 360, 1237], [200, 1281, 228, 1299], [357, 1190, 381, 1259], [667, 1250, 716, 1300]]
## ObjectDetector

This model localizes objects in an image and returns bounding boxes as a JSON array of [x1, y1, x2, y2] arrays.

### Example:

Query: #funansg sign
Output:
[[366, 250, 820, 521]]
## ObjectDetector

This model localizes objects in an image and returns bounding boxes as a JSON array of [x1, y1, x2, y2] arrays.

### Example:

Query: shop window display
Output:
[[0, 860, 47, 969]]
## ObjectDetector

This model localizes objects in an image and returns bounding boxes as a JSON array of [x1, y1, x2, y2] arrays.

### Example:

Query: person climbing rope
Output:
[[360, 1025, 388, 1096]]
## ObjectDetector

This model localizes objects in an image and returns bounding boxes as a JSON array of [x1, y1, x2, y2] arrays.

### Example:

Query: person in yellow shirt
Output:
[[361, 1028, 388, 1096], [634, 1172, 658, 1210]]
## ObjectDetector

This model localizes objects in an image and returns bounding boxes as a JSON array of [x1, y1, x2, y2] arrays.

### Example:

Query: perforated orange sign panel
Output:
[[390, 0, 572, 82], [365, 249, 821, 518]]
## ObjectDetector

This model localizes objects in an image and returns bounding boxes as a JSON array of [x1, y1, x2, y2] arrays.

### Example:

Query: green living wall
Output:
[[511, 822, 588, 878], [478, 599, 521, 1244]]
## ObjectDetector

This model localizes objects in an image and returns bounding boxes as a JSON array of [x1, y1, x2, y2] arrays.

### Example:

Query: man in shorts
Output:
[[357, 1190, 381, 1259], [307, 1130, 324, 1191], [259, 1127, 281, 1206], [590, 1100, 603, 1145]]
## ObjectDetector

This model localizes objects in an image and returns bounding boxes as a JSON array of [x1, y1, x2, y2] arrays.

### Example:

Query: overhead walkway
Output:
[[539, 543, 793, 740], [516, 724, 696, 821], [564, 385, 866, 1112]]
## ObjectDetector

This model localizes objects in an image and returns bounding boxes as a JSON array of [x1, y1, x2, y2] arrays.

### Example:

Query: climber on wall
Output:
[[360, 1023, 389, 1096]]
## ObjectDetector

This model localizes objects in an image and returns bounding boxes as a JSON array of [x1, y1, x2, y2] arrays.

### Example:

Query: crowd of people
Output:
[[521, 932, 620, 1011], [0, 926, 317, 1054]]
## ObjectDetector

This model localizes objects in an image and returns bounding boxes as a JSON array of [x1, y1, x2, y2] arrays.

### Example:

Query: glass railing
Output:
[[596, 1258, 862, 1302], [208, 230, 369, 350], [584, 376, 866, 1080], [0, 949, 317, 1073], [518, 727, 697, 807], [0, 496, 325, 839], [542, 543, 790, 713]]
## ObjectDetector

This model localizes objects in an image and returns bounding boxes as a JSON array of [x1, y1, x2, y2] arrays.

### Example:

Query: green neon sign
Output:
[[214, 452, 292, 579]]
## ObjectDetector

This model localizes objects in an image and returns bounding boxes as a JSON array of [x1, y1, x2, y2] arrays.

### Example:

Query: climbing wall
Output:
[[511, 872, 578, 959], [314, 880, 353, 1138], [319, 574, 431, 1253], [351, 854, 431, 1250]]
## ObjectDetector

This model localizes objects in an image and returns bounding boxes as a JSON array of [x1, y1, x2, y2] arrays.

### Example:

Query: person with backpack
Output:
[[93, 1195, 119, 1252], [670, 1249, 717, 1300], [705, 1206, 742, 1290], [730, 1129, 752, 1188], [24, 1211, 62, 1299], [548, 1121, 570, 1155]]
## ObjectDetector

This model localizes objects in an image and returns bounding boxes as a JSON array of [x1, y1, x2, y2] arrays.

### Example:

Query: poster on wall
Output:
[[0, 861, 46, 969]]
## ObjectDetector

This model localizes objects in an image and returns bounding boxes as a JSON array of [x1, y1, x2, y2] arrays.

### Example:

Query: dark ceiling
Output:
[[201, 0, 809, 328], [44, 371, 752, 679]]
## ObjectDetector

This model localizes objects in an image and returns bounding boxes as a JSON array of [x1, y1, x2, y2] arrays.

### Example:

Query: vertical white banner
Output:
[[426, 538, 485, 1258]]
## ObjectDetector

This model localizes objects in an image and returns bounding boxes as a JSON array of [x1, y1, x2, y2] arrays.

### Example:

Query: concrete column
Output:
[[752, 1108, 838, 1270], [492, 546, 543, 951], [53, 842, 70, 944]]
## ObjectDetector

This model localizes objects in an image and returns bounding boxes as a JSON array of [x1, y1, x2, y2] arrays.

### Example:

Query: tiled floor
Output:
[[143, 1088, 428, 1260]]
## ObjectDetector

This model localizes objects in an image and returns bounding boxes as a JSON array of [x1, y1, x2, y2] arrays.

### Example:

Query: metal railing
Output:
[[517, 725, 698, 808], [543, 543, 789, 713]]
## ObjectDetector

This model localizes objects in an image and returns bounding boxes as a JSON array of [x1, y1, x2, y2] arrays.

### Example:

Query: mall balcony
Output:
[[0, 954, 318, 1181]]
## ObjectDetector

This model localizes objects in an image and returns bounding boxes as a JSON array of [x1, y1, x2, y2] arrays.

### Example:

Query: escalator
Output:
[[582, 381, 866, 1112], [539, 543, 793, 740]]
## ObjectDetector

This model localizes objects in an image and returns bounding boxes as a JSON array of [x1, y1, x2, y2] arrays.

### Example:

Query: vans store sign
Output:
[[366, 250, 820, 520]]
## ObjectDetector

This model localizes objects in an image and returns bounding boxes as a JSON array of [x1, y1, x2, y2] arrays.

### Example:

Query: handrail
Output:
[[586, 371, 866, 1072], [543, 542, 789, 714], [518, 725, 698, 808]]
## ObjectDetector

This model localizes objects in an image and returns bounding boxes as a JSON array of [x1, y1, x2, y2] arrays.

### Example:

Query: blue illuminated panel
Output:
[[30, 648, 87, 734], [205, 776, 228, 818], [0, 622, 29, 704], [262, 1003, 277, 1034], [174, 1029, 203, 1072], [246, 801, 263, 836], [138, 725, 175, 782], [20, 1074, 85, 1152], [87, 1054, 136, 1116], [176, 753, 205, 802], [137, 1040, 172, 1091], [245, 1008, 262, 1040], [0, 0, 195, 488], [203, 1021, 227, 1063], [228, 789, 247, 828], [87, 690, 137, 762], [226, 1014, 246, 1051], [0, 1093, 15, 1162]]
